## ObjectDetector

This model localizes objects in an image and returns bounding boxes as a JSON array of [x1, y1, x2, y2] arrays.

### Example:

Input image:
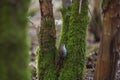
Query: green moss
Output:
[[59, 7, 71, 46], [59, 0, 89, 80], [0, 0, 31, 80], [54, 6, 71, 79], [37, 18, 57, 80]]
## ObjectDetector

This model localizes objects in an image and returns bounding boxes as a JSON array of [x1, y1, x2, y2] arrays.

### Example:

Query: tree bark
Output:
[[0, 0, 31, 80], [59, 0, 88, 80], [59, 0, 71, 45], [56, 0, 71, 78], [38, 0, 57, 80], [94, 0, 120, 80]]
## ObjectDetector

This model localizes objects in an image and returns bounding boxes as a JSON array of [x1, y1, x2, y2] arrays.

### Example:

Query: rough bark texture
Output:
[[56, 0, 71, 77], [88, 0, 103, 42], [59, 0, 88, 80], [0, 0, 30, 80], [94, 0, 120, 80], [59, 0, 71, 46], [38, 0, 57, 80]]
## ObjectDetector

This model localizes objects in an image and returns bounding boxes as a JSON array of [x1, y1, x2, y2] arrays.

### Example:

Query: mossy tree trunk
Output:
[[94, 0, 120, 80], [55, 0, 71, 78], [0, 0, 30, 80], [59, 0, 71, 46], [38, 0, 57, 80], [59, 0, 88, 80]]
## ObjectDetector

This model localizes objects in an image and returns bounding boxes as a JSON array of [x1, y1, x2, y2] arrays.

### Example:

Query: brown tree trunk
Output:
[[37, 0, 57, 80], [94, 0, 120, 80]]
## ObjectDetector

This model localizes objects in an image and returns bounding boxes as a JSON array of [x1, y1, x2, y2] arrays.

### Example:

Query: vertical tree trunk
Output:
[[88, 0, 103, 42], [38, 0, 57, 80], [59, 0, 88, 80], [0, 0, 30, 80], [94, 0, 120, 80], [59, 0, 71, 45], [56, 0, 71, 78]]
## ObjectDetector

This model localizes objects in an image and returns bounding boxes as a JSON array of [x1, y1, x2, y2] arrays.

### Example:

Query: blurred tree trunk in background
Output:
[[0, 0, 31, 80], [88, 0, 103, 42], [38, 0, 57, 80], [59, 0, 89, 80], [94, 0, 120, 80]]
